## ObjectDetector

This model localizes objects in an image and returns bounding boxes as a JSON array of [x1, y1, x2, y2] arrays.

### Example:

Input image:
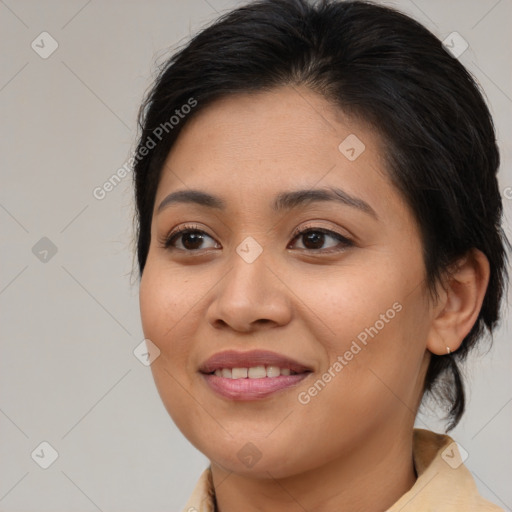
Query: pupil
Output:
[[183, 232, 203, 250], [304, 231, 324, 249]]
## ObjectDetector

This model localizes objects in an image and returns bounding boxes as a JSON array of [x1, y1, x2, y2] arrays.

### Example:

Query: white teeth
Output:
[[232, 367, 248, 379], [213, 366, 295, 378], [221, 368, 232, 379], [248, 366, 267, 378], [266, 365, 281, 378]]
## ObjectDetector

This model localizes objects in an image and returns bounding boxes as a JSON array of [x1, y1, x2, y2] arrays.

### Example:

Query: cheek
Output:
[[289, 253, 429, 401], [139, 263, 202, 431], [139, 259, 202, 350], [287, 259, 408, 352], [139, 261, 196, 396]]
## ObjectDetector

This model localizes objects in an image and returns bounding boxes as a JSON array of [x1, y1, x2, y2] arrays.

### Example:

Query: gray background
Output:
[[1, 0, 511, 510]]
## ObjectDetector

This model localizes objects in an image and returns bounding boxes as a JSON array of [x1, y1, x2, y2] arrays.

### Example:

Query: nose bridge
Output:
[[223, 238, 273, 305], [207, 236, 291, 331]]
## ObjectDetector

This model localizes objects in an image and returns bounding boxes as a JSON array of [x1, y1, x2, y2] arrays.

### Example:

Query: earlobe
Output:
[[426, 249, 490, 356]]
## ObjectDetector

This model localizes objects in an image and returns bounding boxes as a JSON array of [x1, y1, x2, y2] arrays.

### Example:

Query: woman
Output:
[[133, 0, 508, 510]]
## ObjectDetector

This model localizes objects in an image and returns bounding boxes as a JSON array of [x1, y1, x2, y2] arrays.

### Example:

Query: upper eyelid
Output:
[[290, 224, 350, 240], [289, 227, 353, 251], [167, 224, 347, 239], [164, 224, 352, 250], [165, 221, 209, 235], [165, 224, 217, 245]]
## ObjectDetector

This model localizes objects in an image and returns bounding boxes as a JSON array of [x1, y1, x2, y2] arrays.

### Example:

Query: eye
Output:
[[162, 224, 220, 251], [289, 226, 353, 252]]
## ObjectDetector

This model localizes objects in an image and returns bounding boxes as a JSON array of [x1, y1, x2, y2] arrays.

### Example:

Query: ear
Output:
[[427, 249, 490, 356]]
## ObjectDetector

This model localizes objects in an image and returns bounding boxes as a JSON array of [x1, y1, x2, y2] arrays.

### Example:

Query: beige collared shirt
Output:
[[181, 428, 503, 511]]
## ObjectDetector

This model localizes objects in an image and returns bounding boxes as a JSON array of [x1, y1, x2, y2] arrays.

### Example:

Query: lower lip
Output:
[[201, 373, 310, 400]]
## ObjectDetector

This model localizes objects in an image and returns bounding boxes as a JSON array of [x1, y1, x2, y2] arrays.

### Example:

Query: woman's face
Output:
[[139, 86, 434, 478]]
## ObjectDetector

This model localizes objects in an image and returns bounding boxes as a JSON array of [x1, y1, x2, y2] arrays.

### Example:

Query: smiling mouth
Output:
[[201, 371, 311, 400], [199, 349, 312, 373], [207, 365, 299, 379], [199, 350, 312, 400]]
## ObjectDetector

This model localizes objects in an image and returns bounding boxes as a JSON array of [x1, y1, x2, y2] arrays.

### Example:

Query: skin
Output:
[[139, 86, 490, 512]]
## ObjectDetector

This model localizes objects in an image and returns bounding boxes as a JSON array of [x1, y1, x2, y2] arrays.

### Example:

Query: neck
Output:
[[211, 426, 416, 512]]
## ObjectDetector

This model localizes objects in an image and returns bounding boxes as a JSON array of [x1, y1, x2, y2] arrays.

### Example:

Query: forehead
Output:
[[155, 86, 403, 220]]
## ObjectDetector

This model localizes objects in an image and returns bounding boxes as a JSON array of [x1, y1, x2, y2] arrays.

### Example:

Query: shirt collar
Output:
[[181, 428, 502, 511]]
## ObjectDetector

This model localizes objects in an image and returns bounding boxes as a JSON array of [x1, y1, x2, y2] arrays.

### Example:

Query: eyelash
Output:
[[160, 223, 353, 254], [161, 223, 219, 252], [289, 225, 353, 252]]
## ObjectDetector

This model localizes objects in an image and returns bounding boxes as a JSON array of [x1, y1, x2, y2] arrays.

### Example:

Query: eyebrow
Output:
[[157, 189, 225, 212], [157, 186, 377, 219]]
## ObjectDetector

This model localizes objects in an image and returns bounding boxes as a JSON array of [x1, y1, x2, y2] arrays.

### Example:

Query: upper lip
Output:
[[199, 350, 313, 374]]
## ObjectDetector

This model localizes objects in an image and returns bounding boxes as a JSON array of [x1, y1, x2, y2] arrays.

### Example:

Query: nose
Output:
[[205, 244, 293, 333]]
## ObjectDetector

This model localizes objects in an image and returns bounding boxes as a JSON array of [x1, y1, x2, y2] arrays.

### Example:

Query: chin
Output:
[[196, 432, 313, 480]]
